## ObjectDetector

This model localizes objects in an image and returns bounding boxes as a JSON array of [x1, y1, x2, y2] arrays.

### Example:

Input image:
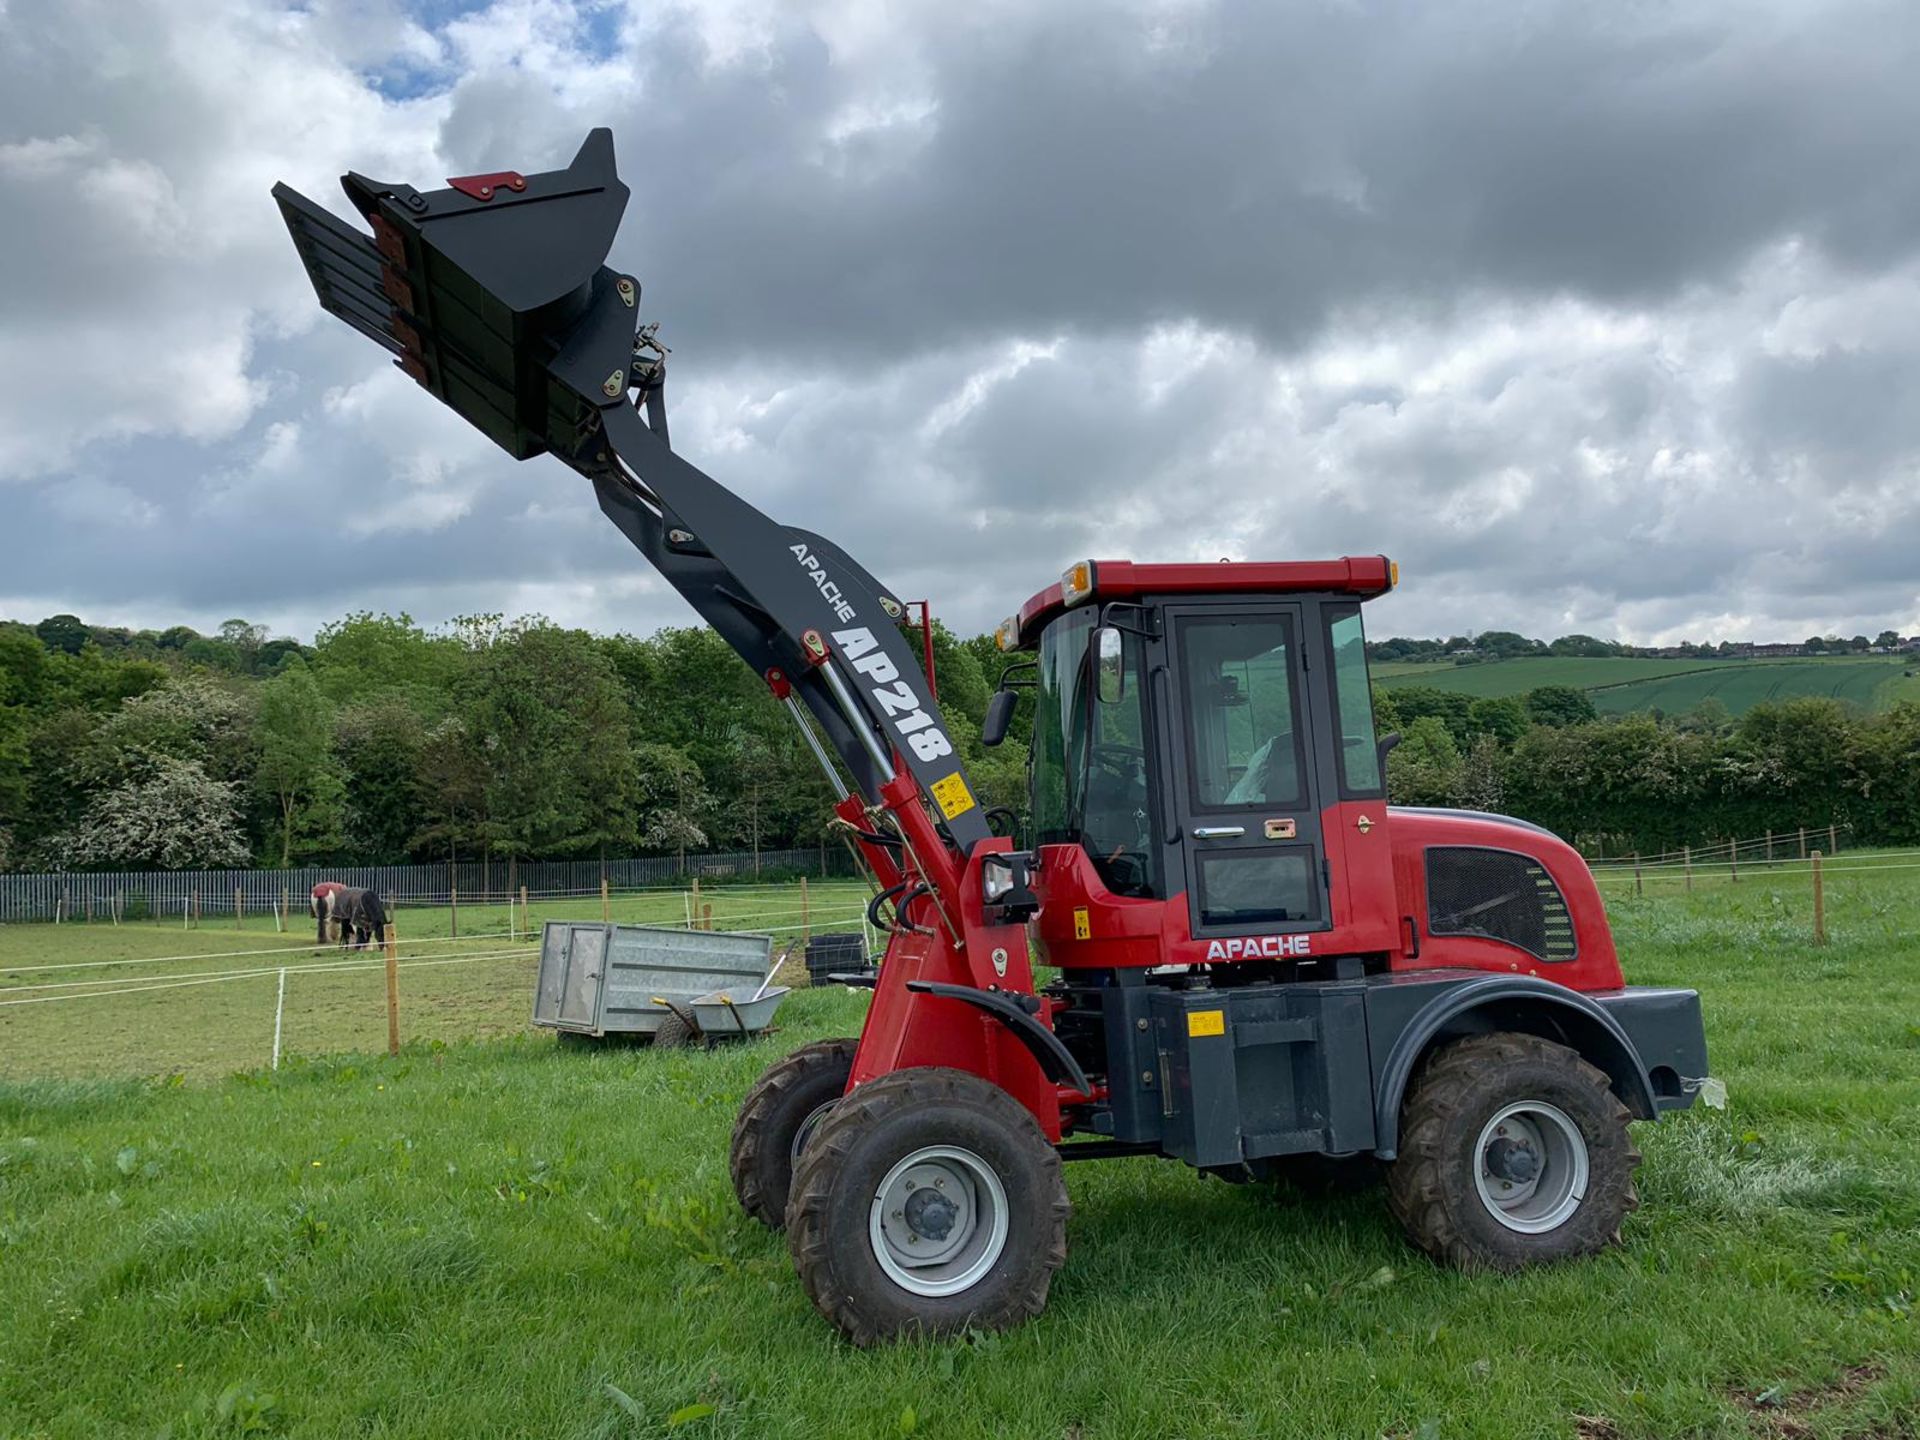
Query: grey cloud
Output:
[[3, 0, 1920, 652]]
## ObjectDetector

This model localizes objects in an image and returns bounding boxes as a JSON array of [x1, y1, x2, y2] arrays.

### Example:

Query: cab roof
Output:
[[1008, 556, 1395, 650]]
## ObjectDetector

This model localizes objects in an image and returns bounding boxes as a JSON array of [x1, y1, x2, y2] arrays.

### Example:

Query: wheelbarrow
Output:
[[649, 980, 791, 1050]]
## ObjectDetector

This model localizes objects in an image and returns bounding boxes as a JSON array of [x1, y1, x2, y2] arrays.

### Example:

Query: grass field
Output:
[[0, 883, 876, 1083], [3, 868, 1920, 1438], [1374, 655, 1913, 717]]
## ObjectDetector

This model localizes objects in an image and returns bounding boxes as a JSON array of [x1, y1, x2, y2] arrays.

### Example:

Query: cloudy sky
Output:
[[2, 0, 1918, 647]]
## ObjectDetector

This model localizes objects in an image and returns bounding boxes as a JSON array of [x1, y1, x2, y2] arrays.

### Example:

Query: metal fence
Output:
[[0, 847, 854, 924]]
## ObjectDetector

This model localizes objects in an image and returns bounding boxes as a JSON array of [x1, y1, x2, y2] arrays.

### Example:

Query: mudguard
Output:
[[1371, 974, 1661, 1158]]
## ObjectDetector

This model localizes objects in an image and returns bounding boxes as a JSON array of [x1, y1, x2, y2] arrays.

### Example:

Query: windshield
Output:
[[1030, 611, 1158, 897]]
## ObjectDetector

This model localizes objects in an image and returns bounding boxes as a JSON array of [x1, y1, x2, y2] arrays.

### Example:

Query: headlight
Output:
[[983, 864, 1013, 903], [995, 615, 1020, 651]]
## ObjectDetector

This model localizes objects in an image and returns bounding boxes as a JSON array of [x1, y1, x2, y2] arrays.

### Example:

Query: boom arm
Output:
[[272, 128, 991, 858]]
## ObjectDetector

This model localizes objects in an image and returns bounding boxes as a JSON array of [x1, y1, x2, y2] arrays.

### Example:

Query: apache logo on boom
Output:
[[788, 543, 858, 623], [831, 626, 956, 763]]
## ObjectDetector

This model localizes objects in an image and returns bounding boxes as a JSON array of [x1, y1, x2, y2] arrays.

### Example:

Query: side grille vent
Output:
[[1425, 846, 1576, 962]]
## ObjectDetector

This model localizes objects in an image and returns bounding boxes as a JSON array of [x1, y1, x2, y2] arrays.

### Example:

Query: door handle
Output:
[[1191, 825, 1246, 839]]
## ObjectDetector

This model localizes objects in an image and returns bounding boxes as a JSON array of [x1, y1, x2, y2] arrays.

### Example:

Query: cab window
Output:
[[1325, 605, 1383, 796], [1175, 614, 1304, 809]]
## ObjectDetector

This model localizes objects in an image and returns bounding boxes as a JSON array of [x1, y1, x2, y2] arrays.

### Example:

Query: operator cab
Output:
[[987, 557, 1399, 959]]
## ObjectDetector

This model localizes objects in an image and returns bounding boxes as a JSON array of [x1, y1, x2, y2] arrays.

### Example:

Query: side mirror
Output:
[[1094, 625, 1125, 704], [1376, 730, 1402, 775], [981, 689, 1017, 747]]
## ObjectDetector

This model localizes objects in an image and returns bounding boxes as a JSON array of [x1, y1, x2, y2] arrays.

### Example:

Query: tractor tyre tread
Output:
[[728, 1037, 859, 1229], [1385, 1031, 1640, 1273], [785, 1067, 1070, 1347]]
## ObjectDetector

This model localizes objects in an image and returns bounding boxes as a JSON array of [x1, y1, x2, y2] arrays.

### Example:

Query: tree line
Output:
[[1379, 684, 1920, 854], [1, 613, 1915, 873]]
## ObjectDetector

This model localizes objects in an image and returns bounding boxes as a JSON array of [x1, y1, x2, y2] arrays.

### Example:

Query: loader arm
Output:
[[272, 129, 992, 874]]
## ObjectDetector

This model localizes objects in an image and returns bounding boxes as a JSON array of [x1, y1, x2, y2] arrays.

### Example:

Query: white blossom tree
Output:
[[57, 756, 251, 870]]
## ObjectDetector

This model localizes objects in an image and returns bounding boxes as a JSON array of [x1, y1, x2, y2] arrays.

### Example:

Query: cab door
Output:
[[1161, 603, 1328, 941]]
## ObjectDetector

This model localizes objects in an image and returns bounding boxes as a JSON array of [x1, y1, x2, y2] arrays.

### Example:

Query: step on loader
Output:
[[275, 131, 1713, 1345]]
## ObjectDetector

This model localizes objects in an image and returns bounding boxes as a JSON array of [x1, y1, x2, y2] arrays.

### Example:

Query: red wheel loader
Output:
[[275, 131, 1712, 1345]]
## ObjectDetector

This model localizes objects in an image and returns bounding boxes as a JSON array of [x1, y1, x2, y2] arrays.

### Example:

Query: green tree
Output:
[[35, 614, 89, 655], [1548, 634, 1618, 657], [312, 612, 463, 706], [253, 662, 340, 865], [1874, 630, 1903, 650], [458, 620, 638, 859], [1387, 717, 1463, 805], [1525, 685, 1598, 728], [1387, 686, 1474, 747], [1466, 695, 1530, 747], [635, 742, 712, 867], [334, 694, 431, 863]]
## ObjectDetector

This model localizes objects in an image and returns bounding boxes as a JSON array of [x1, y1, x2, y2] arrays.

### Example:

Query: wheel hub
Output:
[[903, 1186, 959, 1242], [1484, 1135, 1539, 1184], [1473, 1102, 1589, 1234], [869, 1145, 1010, 1298]]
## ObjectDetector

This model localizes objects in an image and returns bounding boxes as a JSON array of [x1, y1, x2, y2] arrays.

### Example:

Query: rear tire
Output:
[[1386, 1032, 1639, 1272], [728, 1037, 858, 1228], [786, 1068, 1069, 1346], [652, 1013, 695, 1050]]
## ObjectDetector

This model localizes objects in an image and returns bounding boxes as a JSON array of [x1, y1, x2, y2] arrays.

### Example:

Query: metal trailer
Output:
[[534, 921, 781, 1041]]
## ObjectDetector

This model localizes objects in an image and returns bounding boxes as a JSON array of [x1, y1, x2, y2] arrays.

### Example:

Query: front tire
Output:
[[728, 1037, 857, 1228], [785, 1068, 1070, 1346], [1386, 1032, 1640, 1271]]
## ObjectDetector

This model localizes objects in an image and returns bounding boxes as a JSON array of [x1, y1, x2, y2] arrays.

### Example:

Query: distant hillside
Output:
[[1374, 654, 1919, 716]]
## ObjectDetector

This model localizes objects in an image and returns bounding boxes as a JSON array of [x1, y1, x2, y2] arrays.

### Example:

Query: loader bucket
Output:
[[272, 129, 630, 460]]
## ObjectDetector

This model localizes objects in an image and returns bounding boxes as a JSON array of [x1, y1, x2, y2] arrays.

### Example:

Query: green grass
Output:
[[1375, 655, 1911, 716], [1591, 660, 1902, 717], [4, 870, 1920, 1438], [0, 884, 876, 1082]]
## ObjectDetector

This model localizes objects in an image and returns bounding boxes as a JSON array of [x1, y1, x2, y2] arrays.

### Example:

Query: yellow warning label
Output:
[[1187, 1009, 1226, 1038], [1072, 907, 1091, 940], [929, 771, 976, 820]]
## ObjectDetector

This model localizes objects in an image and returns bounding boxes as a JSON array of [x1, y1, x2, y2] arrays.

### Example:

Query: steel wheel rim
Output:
[[790, 1098, 837, 1170], [1473, 1101, 1588, 1234], [869, 1145, 1009, 1298]]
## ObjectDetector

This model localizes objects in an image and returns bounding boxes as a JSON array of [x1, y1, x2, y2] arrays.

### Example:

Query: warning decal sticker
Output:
[[1187, 1009, 1226, 1038], [929, 771, 976, 820]]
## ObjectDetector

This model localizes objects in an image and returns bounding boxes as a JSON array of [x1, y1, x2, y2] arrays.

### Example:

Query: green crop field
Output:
[[1376, 654, 1913, 716], [4, 867, 1920, 1438], [1590, 660, 1905, 717]]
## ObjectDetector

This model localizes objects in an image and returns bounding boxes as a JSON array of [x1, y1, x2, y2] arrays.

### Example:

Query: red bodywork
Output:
[[844, 556, 1622, 1138]]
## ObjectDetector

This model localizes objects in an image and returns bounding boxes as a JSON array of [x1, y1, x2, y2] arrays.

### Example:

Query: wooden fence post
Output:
[[384, 915, 401, 1056], [1811, 850, 1826, 946], [235, 886, 244, 929], [192, 890, 200, 926], [1798, 826, 1807, 859], [1683, 845, 1692, 894], [1633, 853, 1643, 898], [800, 876, 811, 946], [702, 903, 714, 931], [1729, 839, 1738, 883], [601, 876, 610, 923], [1828, 823, 1838, 855], [691, 877, 702, 930], [450, 884, 459, 939], [519, 884, 528, 941], [1765, 828, 1773, 862], [279, 887, 289, 934]]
